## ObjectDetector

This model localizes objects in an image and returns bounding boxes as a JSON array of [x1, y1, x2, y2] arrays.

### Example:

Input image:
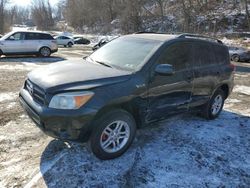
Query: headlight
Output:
[[49, 91, 94, 109]]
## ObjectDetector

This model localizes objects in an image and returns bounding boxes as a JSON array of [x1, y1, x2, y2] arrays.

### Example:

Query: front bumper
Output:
[[19, 89, 97, 142]]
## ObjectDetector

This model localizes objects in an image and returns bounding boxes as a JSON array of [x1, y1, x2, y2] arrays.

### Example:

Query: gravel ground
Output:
[[0, 45, 250, 188]]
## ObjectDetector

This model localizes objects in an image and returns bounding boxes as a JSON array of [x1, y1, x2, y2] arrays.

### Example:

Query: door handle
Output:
[[185, 72, 193, 82], [187, 76, 192, 82]]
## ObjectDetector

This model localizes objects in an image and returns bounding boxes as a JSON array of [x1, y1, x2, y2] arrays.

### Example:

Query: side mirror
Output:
[[155, 64, 174, 76]]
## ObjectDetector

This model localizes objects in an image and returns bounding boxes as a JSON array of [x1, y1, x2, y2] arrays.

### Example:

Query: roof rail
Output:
[[178, 33, 223, 44], [134, 31, 157, 34]]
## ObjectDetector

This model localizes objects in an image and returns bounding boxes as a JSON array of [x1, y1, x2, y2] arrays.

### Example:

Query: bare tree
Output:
[[242, 0, 250, 29], [0, 0, 8, 33], [31, 0, 54, 30]]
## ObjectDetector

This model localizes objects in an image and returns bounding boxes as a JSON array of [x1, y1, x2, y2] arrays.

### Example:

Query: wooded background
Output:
[[0, 0, 249, 35]]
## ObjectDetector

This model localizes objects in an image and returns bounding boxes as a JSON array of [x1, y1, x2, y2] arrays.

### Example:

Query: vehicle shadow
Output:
[[0, 55, 66, 63], [38, 110, 250, 187]]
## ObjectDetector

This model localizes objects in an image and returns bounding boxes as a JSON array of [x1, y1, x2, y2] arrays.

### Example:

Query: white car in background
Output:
[[55, 36, 74, 47], [0, 31, 58, 57]]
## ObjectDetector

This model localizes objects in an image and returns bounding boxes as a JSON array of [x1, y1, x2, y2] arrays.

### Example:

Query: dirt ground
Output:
[[0, 45, 250, 188]]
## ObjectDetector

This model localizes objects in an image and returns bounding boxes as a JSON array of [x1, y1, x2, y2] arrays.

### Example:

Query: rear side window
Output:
[[62, 36, 70, 39], [192, 42, 215, 67], [157, 42, 193, 71], [25, 33, 39, 40], [25, 33, 53, 40]]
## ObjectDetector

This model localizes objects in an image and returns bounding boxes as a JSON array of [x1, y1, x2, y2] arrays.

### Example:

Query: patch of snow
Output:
[[233, 85, 250, 96], [0, 63, 41, 71], [0, 92, 17, 102], [24, 150, 68, 188], [6, 102, 17, 109], [225, 98, 241, 103]]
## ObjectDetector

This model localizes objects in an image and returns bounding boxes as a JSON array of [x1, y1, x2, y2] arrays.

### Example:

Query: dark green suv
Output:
[[20, 33, 235, 160]]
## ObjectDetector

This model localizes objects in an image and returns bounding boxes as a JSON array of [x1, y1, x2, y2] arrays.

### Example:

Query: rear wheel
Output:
[[200, 89, 225, 120], [68, 42, 73, 48], [232, 54, 240, 62], [39, 47, 51, 57], [89, 109, 136, 160]]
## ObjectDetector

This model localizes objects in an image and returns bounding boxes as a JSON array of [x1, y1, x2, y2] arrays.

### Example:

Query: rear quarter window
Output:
[[213, 45, 230, 64], [40, 34, 54, 40]]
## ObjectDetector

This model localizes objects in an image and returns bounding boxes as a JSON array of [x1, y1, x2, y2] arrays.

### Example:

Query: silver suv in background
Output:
[[0, 31, 58, 57], [55, 35, 74, 47]]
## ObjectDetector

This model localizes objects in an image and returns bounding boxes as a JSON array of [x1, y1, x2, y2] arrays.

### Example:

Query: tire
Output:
[[89, 109, 136, 160], [200, 89, 225, 120], [68, 42, 73, 48], [232, 54, 240, 62], [39, 47, 51, 57]]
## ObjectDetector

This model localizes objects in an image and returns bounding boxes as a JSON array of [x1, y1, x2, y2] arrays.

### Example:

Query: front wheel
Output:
[[89, 109, 136, 160], [200, 89, 225, 120], [39, 47, 51, 57]]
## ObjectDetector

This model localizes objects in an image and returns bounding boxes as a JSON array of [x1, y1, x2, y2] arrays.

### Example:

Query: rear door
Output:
[[146, 41, 194, 122], [189, 42, 221, 107], [24, 32, 40, 52]]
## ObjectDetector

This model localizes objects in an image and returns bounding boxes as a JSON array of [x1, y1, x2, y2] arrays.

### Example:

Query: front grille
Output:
[[25, 80, 46, 105]]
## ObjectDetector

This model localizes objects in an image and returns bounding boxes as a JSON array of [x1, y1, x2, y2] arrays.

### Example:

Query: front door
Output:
[[146, 41, 194, 122], [2, 32, 25, 53]]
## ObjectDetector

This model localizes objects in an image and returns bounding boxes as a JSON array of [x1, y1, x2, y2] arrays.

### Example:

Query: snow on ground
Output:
[[18, 110, 250, 187], [0, 92, 17, 103], [233, 85, 250, 96], [0, 63, 41, 71]]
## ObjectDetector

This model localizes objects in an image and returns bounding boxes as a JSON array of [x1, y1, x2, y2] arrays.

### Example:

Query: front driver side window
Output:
[[157, 42, 193, 71], [7, 33, 24, 41]]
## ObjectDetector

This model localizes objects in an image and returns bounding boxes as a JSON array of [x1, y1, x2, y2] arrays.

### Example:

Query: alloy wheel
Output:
[[100, 120, 130, 153], [211, 94, 223, 115]]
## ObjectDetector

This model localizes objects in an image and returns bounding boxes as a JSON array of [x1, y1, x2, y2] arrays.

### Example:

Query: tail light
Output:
[[51, 40, 57, 44]]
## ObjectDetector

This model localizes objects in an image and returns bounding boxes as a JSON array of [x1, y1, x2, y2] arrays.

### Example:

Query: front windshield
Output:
[[88, 36, 162, 71]]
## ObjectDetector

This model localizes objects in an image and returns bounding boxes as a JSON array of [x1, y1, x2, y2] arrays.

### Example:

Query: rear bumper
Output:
[[51, 49, 58, 53], [19, 89, 97, 142]]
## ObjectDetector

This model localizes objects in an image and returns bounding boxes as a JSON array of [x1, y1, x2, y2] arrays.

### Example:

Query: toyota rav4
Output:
[[19, 33, 234, 160]]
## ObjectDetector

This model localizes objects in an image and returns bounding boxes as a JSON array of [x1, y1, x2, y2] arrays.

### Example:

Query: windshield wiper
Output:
[[87, 56, 113, 68], [95, 61, 113, 68]]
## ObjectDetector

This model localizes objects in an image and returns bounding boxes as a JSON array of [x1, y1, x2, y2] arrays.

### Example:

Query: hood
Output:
[[28, 60, 132, 91]]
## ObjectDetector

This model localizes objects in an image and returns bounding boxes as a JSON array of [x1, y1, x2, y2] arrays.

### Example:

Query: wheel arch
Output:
[[212, 84, 230, 99], [38, 46, 51, 52], [92, 101, 141, 129], [220, 84, 230, 99]]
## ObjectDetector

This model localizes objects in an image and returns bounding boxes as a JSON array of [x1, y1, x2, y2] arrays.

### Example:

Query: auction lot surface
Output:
[[0, 45, 250, 187]]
